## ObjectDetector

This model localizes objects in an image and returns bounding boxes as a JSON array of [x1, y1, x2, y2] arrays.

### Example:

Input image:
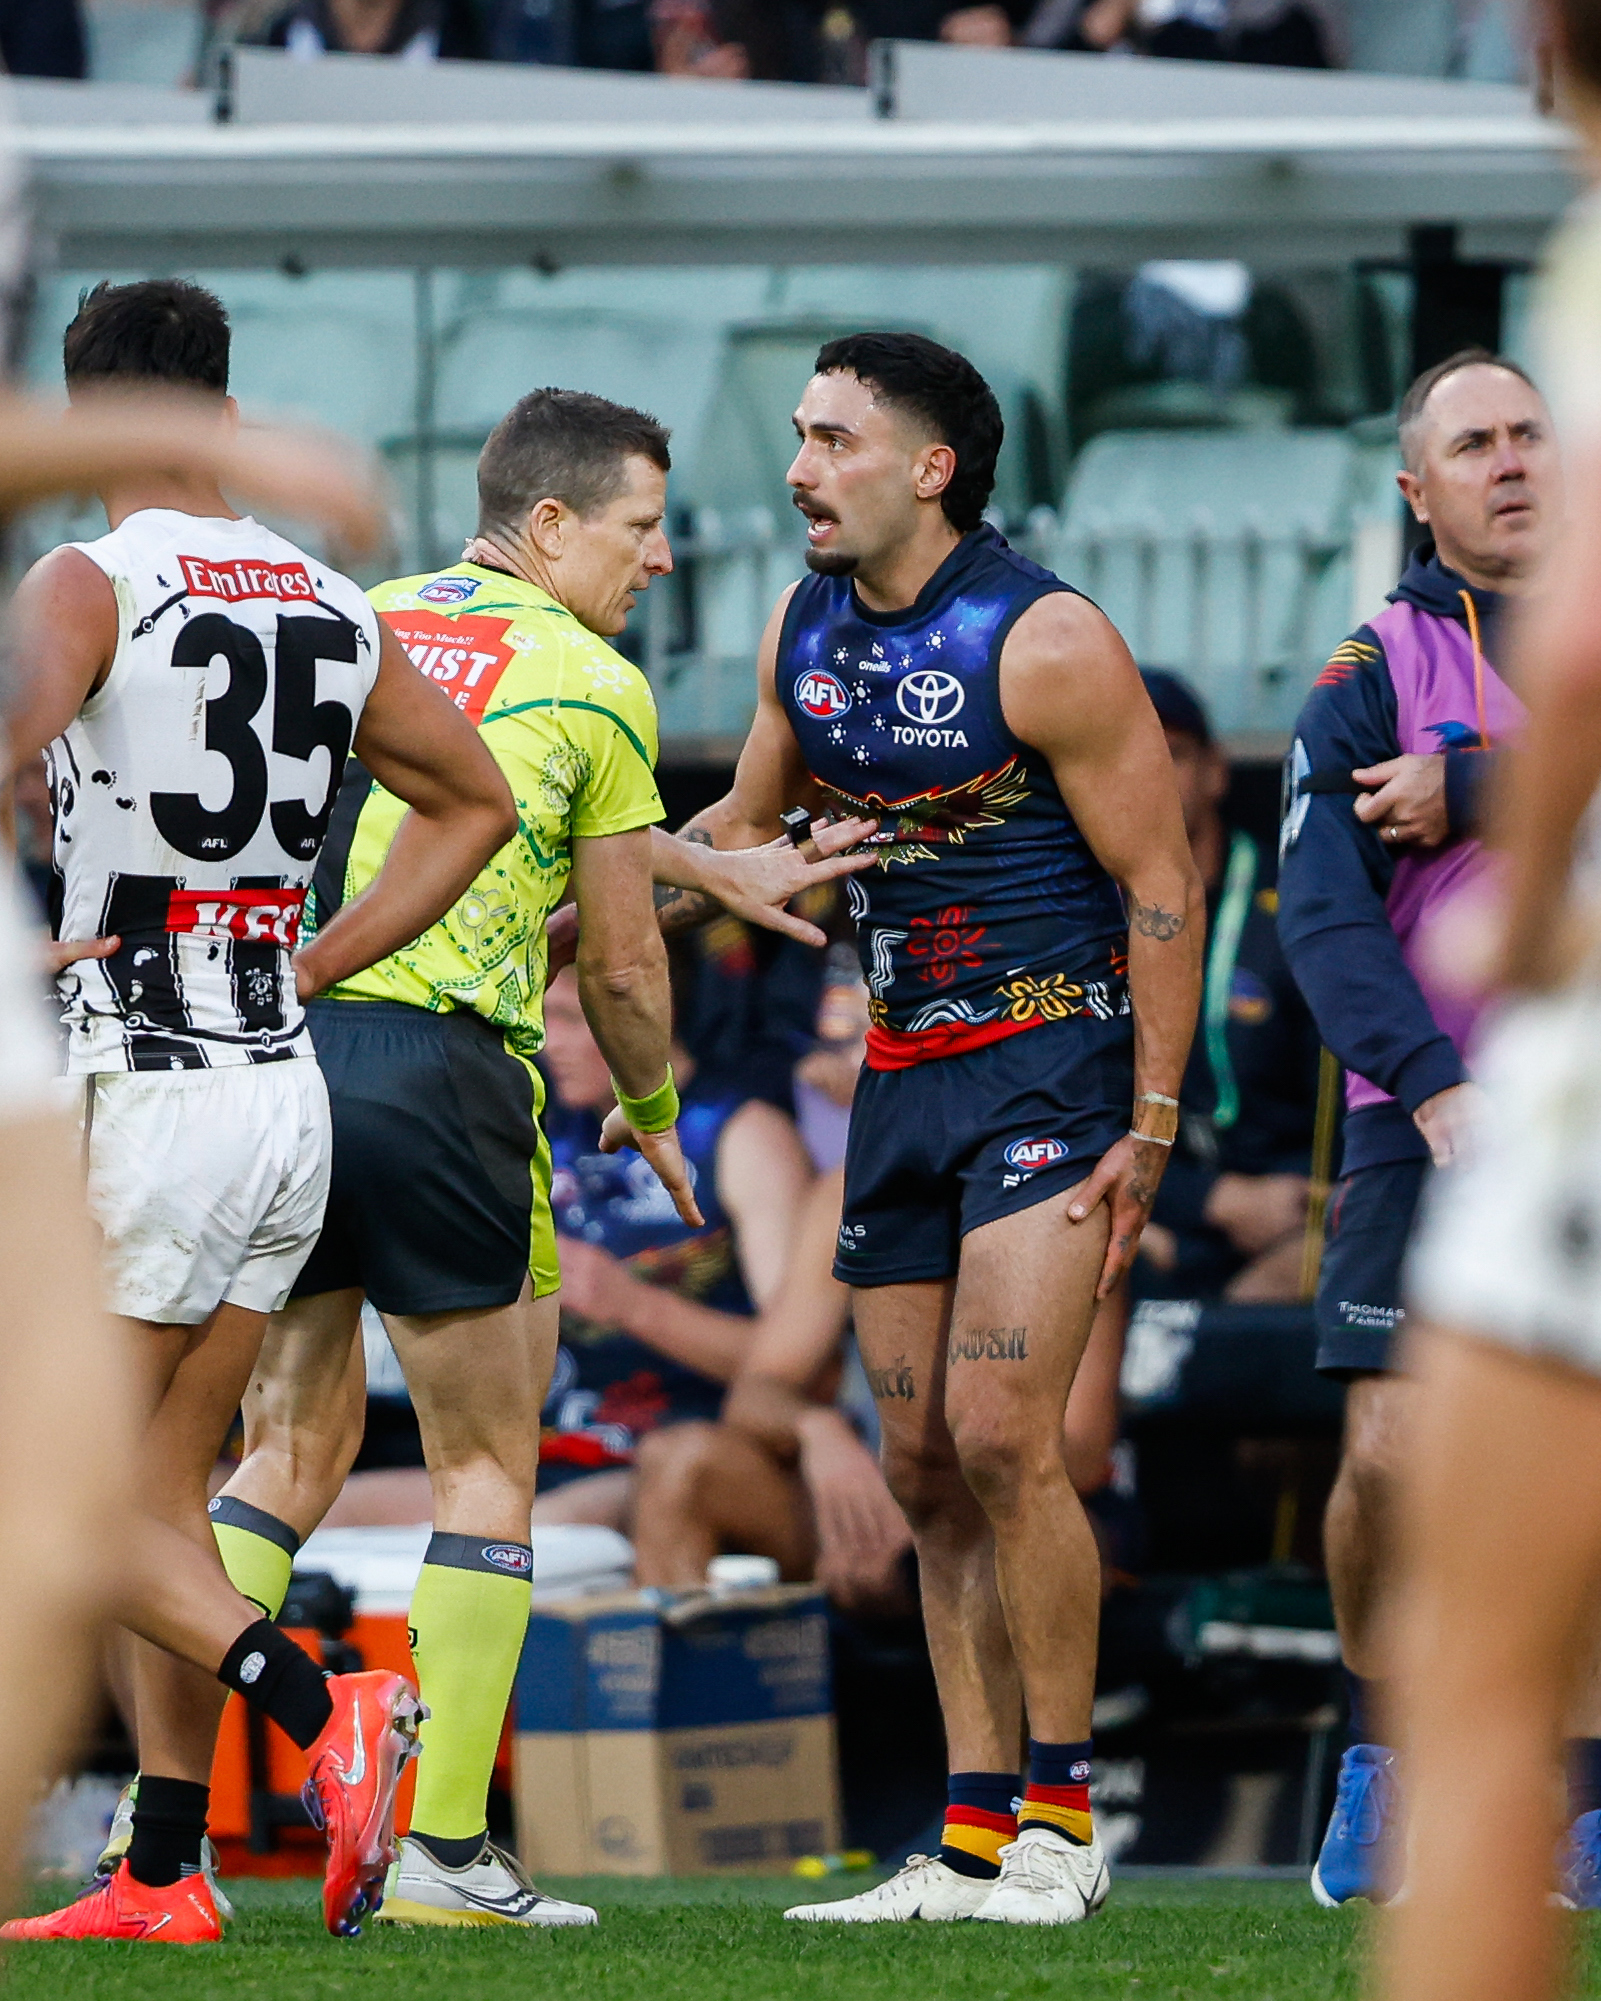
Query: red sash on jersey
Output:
[[863, 1012, 1041, 1072], [165, 887, 306, 947]]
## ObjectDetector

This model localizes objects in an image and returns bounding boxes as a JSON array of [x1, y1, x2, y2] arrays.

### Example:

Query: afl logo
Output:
[[1004, 1137, 1069, 1172], [480, 1543, 533, 1575], [419, 576, 480, 605], [896, 670, 965, 726], [797, 670, 852, 720]]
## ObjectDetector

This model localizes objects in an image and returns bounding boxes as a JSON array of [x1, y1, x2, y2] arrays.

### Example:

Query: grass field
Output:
[[2, 1872, 1598, 2001]]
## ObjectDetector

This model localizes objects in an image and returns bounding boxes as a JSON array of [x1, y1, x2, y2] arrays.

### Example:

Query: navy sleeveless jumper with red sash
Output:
[[778, 527, 1135, 1287], [777, 524, 1130, 1071]]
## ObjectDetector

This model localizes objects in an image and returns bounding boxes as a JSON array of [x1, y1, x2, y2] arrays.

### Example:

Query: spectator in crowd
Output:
[[488, 0, 652, 69], [245, 0, 483, 59], [531, 962, 814, 1528], [0, 0, 85, 77], [650, 0, 1032, 81], [1020, 0, 1343, 64], [673, 884, 838, 1112], [1133, 670, 1323, 1304]]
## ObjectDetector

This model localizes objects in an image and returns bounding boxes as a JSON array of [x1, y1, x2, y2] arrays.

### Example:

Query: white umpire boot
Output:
[[784, 1853, 994, 1922], [969, 1827, 1110, 1924], [374, 1835, 598, 1928]]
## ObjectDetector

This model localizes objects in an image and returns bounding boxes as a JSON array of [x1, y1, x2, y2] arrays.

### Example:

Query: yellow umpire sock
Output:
[[208, 1494, 300, 1620], [407, 1532, 533, 1846]]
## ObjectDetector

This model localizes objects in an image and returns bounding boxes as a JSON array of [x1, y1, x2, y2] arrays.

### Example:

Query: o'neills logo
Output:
[[179, 555, 317, 603], [166, 886, 306, 946]]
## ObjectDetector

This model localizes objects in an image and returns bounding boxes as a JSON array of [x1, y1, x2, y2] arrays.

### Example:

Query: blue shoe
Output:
[[1559, 1810, 1601, 1909], [1311, 1744, 1399, 1907]]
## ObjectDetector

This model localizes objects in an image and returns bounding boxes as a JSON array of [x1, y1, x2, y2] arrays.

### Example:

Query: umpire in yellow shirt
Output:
[[122, 389, 871, 1931]]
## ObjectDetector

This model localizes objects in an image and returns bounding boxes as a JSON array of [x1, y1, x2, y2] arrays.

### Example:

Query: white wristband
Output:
[[1129, 1128, 1175, 1147]]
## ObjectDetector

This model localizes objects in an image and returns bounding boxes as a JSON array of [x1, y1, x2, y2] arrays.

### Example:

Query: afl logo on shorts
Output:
[[896, 669, 964, 726], [1004, 1137, 1069, 1172], [419, 576, 480, 605], [797, 670, 851, 720], [480, 1543, 533, 1575]]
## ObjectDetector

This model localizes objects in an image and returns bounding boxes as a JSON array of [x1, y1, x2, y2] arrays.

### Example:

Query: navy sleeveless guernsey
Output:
[[777, 525, 1129, 1071]]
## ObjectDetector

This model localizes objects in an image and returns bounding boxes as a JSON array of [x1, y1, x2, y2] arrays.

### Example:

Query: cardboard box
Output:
[[514, 1585, 841, 1875]]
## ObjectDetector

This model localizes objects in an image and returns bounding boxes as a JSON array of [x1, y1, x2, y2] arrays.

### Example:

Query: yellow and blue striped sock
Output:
[[1017, 1738, 1094, 1847]]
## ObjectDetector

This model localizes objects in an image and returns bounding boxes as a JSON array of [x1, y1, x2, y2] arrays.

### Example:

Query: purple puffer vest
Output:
[[1344, 599, 1524, 1116]]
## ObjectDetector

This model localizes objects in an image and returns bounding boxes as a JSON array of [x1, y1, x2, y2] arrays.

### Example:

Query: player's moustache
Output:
[[793, 494, 839, 523]]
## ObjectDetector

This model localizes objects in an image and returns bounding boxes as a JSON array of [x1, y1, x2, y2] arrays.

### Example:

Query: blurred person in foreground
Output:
[[0, 331, 403, 1909], [1134, 670, 1322, 1304], [531, 961, 813, 1527], [1278, 349, 1553, 1907], [1383, 6, 1601, 1994]]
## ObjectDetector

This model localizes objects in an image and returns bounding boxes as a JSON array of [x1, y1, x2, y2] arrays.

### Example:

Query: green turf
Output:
[[0, 1874, 1594, 2001]]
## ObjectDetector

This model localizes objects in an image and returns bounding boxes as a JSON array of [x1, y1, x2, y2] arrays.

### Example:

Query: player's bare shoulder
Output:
[[999, 588, 1141, 752]]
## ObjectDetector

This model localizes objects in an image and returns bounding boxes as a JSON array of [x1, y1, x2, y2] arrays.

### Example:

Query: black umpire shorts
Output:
[[290, 998, 555, 1317]]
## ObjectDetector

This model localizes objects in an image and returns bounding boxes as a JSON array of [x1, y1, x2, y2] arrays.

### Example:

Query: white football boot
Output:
[[784, 1853, 993, 1922], [374, 1836, 598, 1928], [970, 1827, 1110, 1924]]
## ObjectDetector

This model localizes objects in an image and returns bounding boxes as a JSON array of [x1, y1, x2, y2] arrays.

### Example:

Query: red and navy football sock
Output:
[[1017, 1738, 1093, 1847], [937, 1771, 1018, 1879]]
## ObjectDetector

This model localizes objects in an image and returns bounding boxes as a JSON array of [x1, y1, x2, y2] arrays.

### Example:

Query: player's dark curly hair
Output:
[[477, 387, 670, 536], [813, 331, 1003, 533], [64, 279, 230, 395]]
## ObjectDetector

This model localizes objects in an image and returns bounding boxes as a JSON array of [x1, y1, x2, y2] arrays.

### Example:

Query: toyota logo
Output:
[[895, 670, 965, 726]]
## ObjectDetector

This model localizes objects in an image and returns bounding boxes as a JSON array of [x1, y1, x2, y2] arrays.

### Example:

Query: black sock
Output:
[[411, 1829, 489, 1870], [217, 1619, 334, 1751], [126, 1776, 209, 1889]]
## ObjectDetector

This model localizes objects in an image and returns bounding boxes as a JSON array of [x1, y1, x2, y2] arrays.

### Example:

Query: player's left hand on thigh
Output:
[[598, 1107, 704, 1227], [1067, 1133, 1167, 1298]]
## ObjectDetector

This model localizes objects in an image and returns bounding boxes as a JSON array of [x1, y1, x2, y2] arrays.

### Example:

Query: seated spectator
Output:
[[0, 0, 85, 77], [1027, 0, 1341, 64], [532, 963, 813, 1528], [649, 0, 1026, 78], [1133, 670, 1324, 1302], [247, 0, 482, 59], [489, 0, 652, 68]]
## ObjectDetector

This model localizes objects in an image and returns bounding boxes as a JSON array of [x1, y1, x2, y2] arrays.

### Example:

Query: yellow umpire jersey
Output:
[[314, 561, 665, 1062]]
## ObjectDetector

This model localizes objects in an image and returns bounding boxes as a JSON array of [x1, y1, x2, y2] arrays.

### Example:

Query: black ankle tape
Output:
[[217, 1619, 333, 1751]]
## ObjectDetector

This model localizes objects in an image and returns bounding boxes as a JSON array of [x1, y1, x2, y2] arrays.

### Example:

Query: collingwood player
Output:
[[0, 279, 516, 1944], [649, 333, 1202, 1925]]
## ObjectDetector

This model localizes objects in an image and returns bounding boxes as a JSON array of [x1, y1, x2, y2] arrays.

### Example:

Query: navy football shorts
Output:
[[833, 1016, 1133, 1289], [1313, 1157, 1430, 1378]]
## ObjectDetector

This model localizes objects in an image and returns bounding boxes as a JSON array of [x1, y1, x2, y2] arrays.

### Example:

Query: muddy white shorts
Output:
[[80, 1055, 332, 1325], [1408, 986, 1601, 1377]]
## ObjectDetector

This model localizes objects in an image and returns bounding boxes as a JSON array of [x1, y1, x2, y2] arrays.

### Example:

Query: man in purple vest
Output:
[[1278, 349, 1555, 1906]]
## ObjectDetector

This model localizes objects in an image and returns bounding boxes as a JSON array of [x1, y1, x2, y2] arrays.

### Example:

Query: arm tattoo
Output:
[[1128, 895, 1185, 941], [654, 826, 720, 936]]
